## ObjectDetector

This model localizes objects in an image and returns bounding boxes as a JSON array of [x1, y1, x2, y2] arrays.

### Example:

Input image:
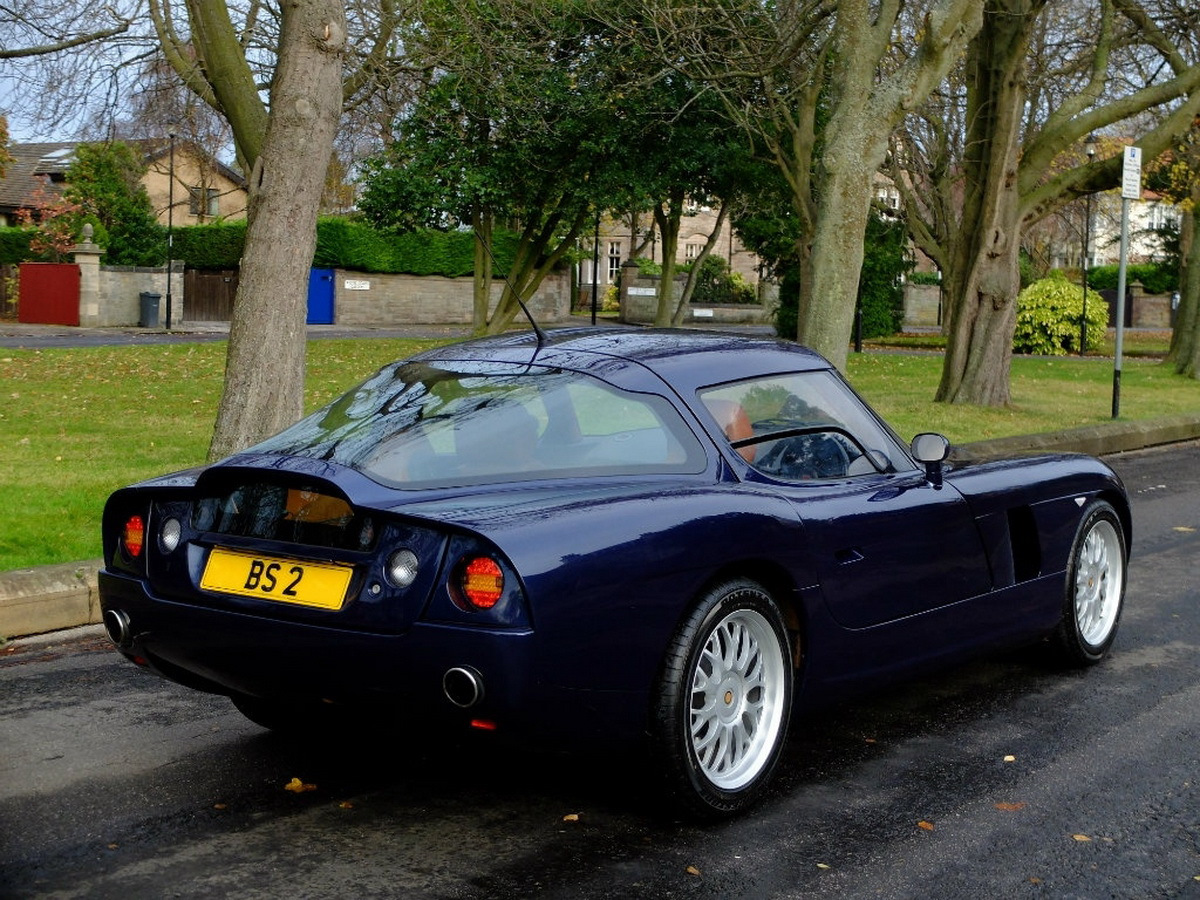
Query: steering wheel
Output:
[[756, 432, 851, 480]]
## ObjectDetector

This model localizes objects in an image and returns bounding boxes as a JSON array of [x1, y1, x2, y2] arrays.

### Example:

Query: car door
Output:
[[699, 370, 992, 629], [773, 470, 991, 628]]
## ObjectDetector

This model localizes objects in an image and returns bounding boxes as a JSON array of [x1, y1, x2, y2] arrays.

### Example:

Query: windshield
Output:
[[250, 360, 708, 488]]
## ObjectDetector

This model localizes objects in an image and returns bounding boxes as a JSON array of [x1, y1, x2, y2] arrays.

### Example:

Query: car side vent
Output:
[[1007, 505, 1041, 582]]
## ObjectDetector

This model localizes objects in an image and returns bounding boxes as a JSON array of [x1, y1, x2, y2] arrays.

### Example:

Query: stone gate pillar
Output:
[[72, 224, 104, 327]]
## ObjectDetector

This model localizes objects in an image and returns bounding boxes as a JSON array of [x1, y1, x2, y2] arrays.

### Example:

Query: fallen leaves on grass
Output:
[[284, 777, 317, 793], [917, 821, 935, 832]]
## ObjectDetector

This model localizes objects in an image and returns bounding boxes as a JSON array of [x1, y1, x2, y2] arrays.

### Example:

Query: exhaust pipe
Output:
[[103, 609, 132, 648], [443, 666, 484, 708]]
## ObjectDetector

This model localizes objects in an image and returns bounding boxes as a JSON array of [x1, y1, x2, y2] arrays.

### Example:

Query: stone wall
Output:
[[96, 265, 184, 327], [1128, 285, 1172, 328], [333, 269, 572, 326], [618, 264, 770, 326]]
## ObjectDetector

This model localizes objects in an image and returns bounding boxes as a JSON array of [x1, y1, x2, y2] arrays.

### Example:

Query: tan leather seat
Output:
[[704, 399, 756, 463]]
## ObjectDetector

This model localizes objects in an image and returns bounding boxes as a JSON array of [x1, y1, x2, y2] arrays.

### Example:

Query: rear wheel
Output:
[[1054, 500, 1126, 665], [652, 578, 793, 818]]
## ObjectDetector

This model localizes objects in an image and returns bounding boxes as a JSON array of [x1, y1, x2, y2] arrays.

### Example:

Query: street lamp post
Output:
[[1079, 134, 1097, 355]]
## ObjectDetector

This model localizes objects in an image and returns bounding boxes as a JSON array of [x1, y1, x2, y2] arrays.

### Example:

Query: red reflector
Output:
[[123, 515, 145, 557], [461, 557, 504, 609], [470, 719, 498, 731]]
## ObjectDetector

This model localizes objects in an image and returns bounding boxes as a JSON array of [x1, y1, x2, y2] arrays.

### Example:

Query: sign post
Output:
[[1112, 146, 1141, 419]]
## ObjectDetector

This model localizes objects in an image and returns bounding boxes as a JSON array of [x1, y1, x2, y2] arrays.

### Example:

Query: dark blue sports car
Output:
[[99, 329, 1129, 817]]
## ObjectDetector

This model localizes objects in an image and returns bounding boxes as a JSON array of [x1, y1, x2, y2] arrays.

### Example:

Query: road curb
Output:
[[955, 412, 1200, 459], [4, 413, 1200, 643], [1, 561, 104, 642]]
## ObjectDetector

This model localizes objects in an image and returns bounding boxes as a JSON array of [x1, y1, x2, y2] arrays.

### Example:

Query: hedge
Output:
[[2, 219, 519, 277], [1087, 262, 1176, 295], [169, 221, 247, 269]]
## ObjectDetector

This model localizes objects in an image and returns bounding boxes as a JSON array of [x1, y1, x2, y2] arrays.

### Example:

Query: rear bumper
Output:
[[99, 569, 644, 745]]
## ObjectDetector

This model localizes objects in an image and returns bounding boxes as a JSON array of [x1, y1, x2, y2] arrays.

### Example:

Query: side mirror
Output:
[[910, 432, 950, 487]]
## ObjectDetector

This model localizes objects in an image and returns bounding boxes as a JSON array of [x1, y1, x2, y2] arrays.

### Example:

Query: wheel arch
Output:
[[689, 559, 809, 672], [1097, 488, 1132, 551]]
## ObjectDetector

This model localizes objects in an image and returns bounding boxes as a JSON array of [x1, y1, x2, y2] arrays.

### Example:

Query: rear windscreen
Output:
[[248, 361, 707, 488]]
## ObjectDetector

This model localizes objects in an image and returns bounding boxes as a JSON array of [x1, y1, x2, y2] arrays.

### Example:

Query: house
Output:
[[0, 139, 247, 228], [579, 205, 765, 296]]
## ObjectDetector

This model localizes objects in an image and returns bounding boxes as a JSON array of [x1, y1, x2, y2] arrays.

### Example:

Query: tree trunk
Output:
[[1176, 203, 1200, 377], [798, 0, 981, 370], [482, 207, 589, 335], [936, 0, 1030, 405], [207, 0, 345, 461], [801, 164, 877, 370], [471, 206, 493, 336], [672, 201, 730, 326], [653, 200, 682, 326]]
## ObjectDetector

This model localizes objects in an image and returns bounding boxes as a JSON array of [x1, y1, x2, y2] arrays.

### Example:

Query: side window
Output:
[[700, 372, 912, 481]]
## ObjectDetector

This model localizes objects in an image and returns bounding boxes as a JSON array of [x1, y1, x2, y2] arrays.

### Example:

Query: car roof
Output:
[[416, 327, 832, 395]]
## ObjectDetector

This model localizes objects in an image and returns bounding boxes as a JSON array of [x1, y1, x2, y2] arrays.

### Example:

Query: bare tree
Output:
[[143, 0, 410, 458], [1156, 117, 1200, 376], [893, 0, 1200, 404], [3, 0, 413, 457], [630, 0, 982, 371]]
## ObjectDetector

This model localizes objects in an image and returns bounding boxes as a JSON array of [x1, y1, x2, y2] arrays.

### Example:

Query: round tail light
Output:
[[123, 515, 145, 558], [459, 557, 504, 610]]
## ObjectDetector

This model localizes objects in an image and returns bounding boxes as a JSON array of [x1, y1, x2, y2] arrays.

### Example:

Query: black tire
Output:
[[1053, 500, 1127, 666], [651, 578, 794, 818]]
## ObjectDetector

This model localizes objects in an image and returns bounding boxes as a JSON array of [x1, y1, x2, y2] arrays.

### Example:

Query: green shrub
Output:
[[1019, 250, 1038, 288], [0, 228, 34, 265], [632, 256, 662, 276], [690, 255, 758, 305], [908, 270, 941, 286], [1014, 270, 1108, 355], [855, 214, 912, 338]]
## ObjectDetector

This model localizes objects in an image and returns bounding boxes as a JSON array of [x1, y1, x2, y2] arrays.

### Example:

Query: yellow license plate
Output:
[[200, 548, 353, 610]]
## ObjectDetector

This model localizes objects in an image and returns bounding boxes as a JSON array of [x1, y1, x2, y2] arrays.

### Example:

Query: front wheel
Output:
[[1054, 500, 1127, 665], [652, 578, 794, 818]]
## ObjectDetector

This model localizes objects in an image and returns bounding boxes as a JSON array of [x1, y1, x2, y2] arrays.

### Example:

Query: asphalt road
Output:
[[2, 442, 1199, 899], [0, 323, 476, 349]]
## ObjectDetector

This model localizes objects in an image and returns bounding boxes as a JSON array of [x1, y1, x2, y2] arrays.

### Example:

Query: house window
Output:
[[188, 187, 219, 217], [1147, 203, 1177, 232], [685, 243, 701, 261], [607, 241, 622, 284]]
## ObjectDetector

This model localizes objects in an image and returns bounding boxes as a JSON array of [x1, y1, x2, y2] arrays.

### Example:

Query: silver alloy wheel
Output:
[[688, 607, 788, 791], [1074, 517, 1124, 648]]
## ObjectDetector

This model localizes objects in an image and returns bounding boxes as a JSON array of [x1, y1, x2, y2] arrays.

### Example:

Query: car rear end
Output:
[[99, 463, 538, 735]]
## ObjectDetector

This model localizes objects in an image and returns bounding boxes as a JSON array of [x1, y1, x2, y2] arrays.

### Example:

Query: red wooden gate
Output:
[[18, 263, 80, 326]]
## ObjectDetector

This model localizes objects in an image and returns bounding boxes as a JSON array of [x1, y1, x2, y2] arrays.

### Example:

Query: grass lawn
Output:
[[2, 335, 1198, 572]]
